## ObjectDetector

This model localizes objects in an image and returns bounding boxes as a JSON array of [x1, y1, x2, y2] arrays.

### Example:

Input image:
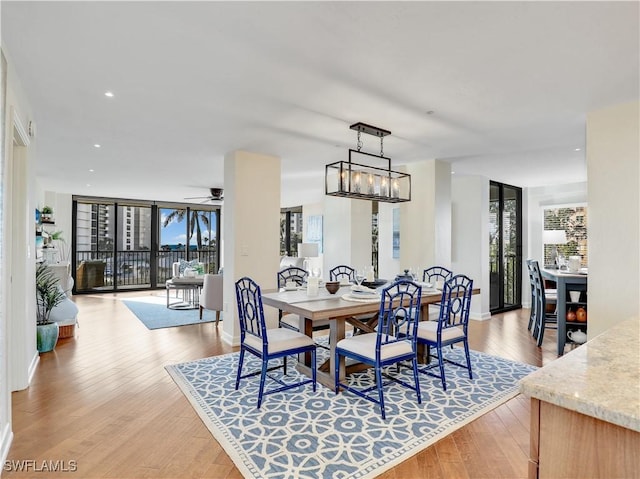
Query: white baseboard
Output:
[[0, 422, 14, 471], [470, 311, 491, 321], [221, 331, 240, 347], [27, 352, 40, 386]]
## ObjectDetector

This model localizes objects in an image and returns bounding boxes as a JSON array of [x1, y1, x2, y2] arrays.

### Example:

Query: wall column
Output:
[[222, 150, 281, 346], [586, 101, 640, 338], [400, 160, 451, 271]]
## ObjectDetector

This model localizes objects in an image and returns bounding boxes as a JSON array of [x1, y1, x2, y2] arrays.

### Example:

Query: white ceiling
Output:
[[2, 1, 638, 206]]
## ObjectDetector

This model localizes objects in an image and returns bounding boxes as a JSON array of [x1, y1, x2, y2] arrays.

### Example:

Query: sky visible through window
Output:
[[160, 208, 217, 249]]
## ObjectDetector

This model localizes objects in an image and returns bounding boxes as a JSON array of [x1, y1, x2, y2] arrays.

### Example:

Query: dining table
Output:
[[261, 282, 480, 389], [540, 268, 588, 355]]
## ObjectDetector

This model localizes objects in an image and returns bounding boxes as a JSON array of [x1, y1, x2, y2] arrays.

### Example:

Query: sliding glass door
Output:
[[73, 197, 219, 293], [489, 182, 522, 313]]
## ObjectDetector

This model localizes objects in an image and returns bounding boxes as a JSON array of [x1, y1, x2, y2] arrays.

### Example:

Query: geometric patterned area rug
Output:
[[123, 295, 221, 330], [166, 342, 537, 479]]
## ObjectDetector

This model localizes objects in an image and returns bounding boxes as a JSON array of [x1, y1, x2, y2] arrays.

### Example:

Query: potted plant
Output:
[[41, 205, 54, 223], [36, 263, 66, 352]]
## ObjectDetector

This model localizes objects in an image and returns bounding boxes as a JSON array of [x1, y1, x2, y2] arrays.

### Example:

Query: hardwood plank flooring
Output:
[[5, 291, 563, 478]]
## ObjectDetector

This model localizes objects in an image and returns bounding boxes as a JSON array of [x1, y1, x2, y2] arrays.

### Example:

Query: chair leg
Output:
[[375, 365, 386, 420], [199, 305, 203, 320], [334, 350, 340, 394], [283, 355, 288, 375], [437, 346, 447, 391], [257, 360, 268, 409], [215, 310, 220, 326], [411, 358, 422, 404], [311, 349, 317, 392], [235, 348, 245, 390], [463, 341, 473, 379]]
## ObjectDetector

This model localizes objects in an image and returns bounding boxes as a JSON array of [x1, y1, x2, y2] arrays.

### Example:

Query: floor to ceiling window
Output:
[[73, 197, 219, 293], [280, 206, 302, 256], [489, 182, 522, 313]]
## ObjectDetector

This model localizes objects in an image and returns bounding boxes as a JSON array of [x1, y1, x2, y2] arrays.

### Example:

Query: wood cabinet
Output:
[[529, 399, 640, 478]]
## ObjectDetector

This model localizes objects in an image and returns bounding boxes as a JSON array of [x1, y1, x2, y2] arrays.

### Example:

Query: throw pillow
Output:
[[178, 259, 200, 274]]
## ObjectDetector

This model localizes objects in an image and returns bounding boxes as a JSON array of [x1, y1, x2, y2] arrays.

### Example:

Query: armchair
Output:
[[199, 274, 223, 325]]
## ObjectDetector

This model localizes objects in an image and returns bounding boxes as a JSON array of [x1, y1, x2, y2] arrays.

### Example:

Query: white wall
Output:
[[0, 45, 40, 467], [400, 160, 451, 271], [586, 100, 640, 338], [377, 202, 400, 280], [322, 196, 372, 277], [452, 176, 490, 319]]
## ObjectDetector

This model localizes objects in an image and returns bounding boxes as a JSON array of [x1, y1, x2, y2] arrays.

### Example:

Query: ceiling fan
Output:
[[184, 187, 224, 204]]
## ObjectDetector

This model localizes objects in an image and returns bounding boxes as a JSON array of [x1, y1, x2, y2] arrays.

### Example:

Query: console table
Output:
[[540, 268, 588, 355]]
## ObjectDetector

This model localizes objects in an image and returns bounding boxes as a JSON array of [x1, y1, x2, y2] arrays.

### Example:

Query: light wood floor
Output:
[[6, 291, 566, 478]]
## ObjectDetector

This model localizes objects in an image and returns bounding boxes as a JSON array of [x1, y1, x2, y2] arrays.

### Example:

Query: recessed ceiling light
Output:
[[104, 91, 114, 97], [574, 148, 581, 151], [89, 169, 94, 173], [94, 144, 101, 148], [426, 110, 435, 115], [451, 171, 456, 175], [86, 184, 91, 187]]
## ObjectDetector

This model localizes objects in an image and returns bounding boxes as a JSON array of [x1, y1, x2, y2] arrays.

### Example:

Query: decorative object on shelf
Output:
[[566, 309, 577, 321], [576, 307, 587, 322], [41, 205, 54, 223], [543, 229, 568, 268], [36, 263, 67, 352], [325, 122, 411, 203], [567, 330, 587, 344]]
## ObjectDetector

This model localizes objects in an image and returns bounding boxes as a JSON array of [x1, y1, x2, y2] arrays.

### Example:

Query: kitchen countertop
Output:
[[519, 317, 640, 432]]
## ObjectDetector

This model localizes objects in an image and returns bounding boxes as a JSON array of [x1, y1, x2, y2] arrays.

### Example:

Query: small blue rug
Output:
[[166, 342, 537, 479], [123, 297, 221, 330]]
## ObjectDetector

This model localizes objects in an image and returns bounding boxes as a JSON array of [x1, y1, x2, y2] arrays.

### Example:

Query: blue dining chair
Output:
[[276, 266, 309, 331], [422, 266, 453, 321], [235, 277, 317, 408], [334, 280, 422, 420], [529, 261, 558, 346], [329, 265, 356, 282], [416, 274, 473, 391]]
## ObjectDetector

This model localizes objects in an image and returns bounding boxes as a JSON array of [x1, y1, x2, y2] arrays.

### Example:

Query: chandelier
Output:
[[325, 122, 411, 203]]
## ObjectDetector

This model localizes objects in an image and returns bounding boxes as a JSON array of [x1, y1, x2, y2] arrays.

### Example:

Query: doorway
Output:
[[490, 181, 522, 313]]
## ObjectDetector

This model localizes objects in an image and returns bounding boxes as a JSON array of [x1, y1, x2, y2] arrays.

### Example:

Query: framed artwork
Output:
[[307, 215, 323, 254], [392, 208, 400, 258]]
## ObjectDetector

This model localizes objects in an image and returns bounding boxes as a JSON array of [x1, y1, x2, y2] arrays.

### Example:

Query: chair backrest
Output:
[[438, 274, 473, 333], [277, 266, 308, 288], [201, 273, 223, 309], [235, 277, 268, 348], [528, 260, 548, 313], [377, 280, 422, 354], [423, 266, 453, 285], [329, 265, 355, 282]]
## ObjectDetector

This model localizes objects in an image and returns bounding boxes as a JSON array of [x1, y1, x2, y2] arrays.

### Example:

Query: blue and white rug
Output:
[[166, 344, 537, 479], [123, 296, 221, 330]]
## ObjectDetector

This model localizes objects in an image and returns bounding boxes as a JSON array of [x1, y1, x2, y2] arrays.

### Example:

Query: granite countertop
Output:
[[519, 317, 640, 432]]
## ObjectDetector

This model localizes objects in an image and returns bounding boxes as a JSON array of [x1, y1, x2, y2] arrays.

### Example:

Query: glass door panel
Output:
[[115, 205, 152, 289], [75, 202, 114, 292], [189, 209, 219, 273], [489, 182, 522, 313], [159, 207, 187, 282]]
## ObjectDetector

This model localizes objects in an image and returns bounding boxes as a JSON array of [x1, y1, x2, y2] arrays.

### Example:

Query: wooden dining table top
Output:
[[261, 283, 479, 320]]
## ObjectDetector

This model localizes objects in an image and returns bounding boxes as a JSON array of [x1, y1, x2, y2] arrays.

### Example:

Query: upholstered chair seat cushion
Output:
[[244, 328, 315, 354], [416, 320, 465, 342], [336, 333, 413, 361]]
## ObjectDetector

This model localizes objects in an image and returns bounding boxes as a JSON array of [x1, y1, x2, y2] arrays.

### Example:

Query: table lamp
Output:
[[543, 230, 568, 269], [297, 242, 319, 275]]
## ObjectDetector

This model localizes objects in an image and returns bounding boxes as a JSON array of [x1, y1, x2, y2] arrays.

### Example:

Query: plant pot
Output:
[[37, 322, 59, 353]]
